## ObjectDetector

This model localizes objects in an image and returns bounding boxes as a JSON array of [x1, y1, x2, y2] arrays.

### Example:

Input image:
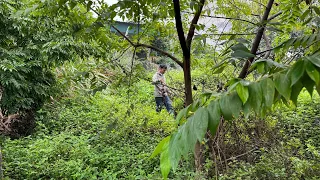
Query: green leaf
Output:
[[160, 145, 171, 179], [311, 6, 320, 15], [260, 78, 275, 109], [236, 83, 249, 104], [192, 107, 209, 142], [274, 73, 291, 101], [257, 62, 265, 74], [207, 101, 221, 135], [58, 0, 68, 6], [290, 60, 305, 86], [245, 82, 262, 114], [168, 133, 181, 171], [87, 1, 93, 12], [316, 83, 320, 96], [231, 50, 255, 58], [306, 55, 320, 68], [213, 65, 226, 74], [306, 61, 320, 85], [175, 107, 187, 125], [284, 38, 296, 49], [301, 35, 310, 47], [231, 43, 249, 51], [69, 1, 77, 9], [307, 34, 317, 46], [227, 81, 240, 92], [290, 80, 303, 106], [302, 74, 315, 97], [267, 26, 284, 33], [220, 92, 242, 120], [150, 136, 171, 159], [243, 101, 251, 119], [300, 9, 310, 21], [186, 117, 197, 153], [236, 38, 250, 44], [303, 17, 313, 25]]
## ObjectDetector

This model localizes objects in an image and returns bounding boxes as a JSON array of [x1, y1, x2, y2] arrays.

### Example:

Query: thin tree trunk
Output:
[[183, 57, 193, 106], [238, 0, 275, 79]]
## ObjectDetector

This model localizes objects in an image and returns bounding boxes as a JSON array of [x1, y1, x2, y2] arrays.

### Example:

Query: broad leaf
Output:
[[192, 107, 209, 142], [290, 80, 303, 106], [150, 136, 171, 159], [306, 61, 320, 85], [169, 133, 182, 171], [302, 74, 315, 97], [307, 55, 320, 68], [160, 144, 171, 179], [290, 60, 305, 86], [245, 82, 262, 114], [186, 117, 197, 153], [220, 92, 242, 120], [207, 101, 221, 135], [231, 50, 255, 58], [213, 65, 226, 74], [231, 43, 249, 51], [274, 73, 291, 101], [236, 83, 249, 104], [175, 107, 187, 125], [260, 78, 275, 109]]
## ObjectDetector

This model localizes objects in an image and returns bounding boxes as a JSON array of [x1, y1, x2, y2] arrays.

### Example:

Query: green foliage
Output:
[[0, 0, 106, 114], [219, 92, 320, 179], [2, 77, 201, 179], [155, 53, 320, 176]]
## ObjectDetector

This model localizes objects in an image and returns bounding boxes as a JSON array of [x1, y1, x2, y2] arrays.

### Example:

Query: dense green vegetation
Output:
[[1, 0, 320, 179], [2, 79, 320, 179]]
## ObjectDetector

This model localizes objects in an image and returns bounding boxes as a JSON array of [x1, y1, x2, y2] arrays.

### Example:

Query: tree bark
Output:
[[238, 0, 275, 79], [173, 0, 206, 172]]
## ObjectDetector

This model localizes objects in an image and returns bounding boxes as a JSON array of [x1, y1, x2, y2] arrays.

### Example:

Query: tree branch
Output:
[[173, 0, 189, 60], [267, 11, 283, 21], [238, 0, 275, 79], [137, 43, 183, 67], [186, 0, 206, 49], [111, 25, 135, 46], [111, 25, 183, 67], [182, 11, 257, 26], [206, 33, 256, 36], [86, 5, 183, 67]]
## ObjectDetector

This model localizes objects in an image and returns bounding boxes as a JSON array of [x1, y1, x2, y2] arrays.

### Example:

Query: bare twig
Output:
[[207, 32, 256, 36], [226, 148, 258, 161], [182, 11, 257, 26], [267, 11, 283, 21]]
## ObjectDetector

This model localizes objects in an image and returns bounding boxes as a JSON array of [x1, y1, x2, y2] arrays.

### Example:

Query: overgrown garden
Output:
[[1, 0, 320, 179]]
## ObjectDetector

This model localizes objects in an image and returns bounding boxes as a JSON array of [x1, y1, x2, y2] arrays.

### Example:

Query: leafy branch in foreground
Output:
[[151, 53, 320, 178]]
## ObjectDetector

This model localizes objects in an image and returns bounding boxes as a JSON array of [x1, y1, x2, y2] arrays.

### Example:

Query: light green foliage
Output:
[[2, 77, 199, 179], [2, 0, 320, 179]]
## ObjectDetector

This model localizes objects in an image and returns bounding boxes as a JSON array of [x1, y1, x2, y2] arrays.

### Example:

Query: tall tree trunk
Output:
[[173, 0, 206, 172], [183, 57, 193, 106]]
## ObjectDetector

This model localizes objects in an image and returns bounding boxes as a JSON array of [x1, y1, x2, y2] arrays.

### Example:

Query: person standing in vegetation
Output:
[[152, 64, 174, 115]]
